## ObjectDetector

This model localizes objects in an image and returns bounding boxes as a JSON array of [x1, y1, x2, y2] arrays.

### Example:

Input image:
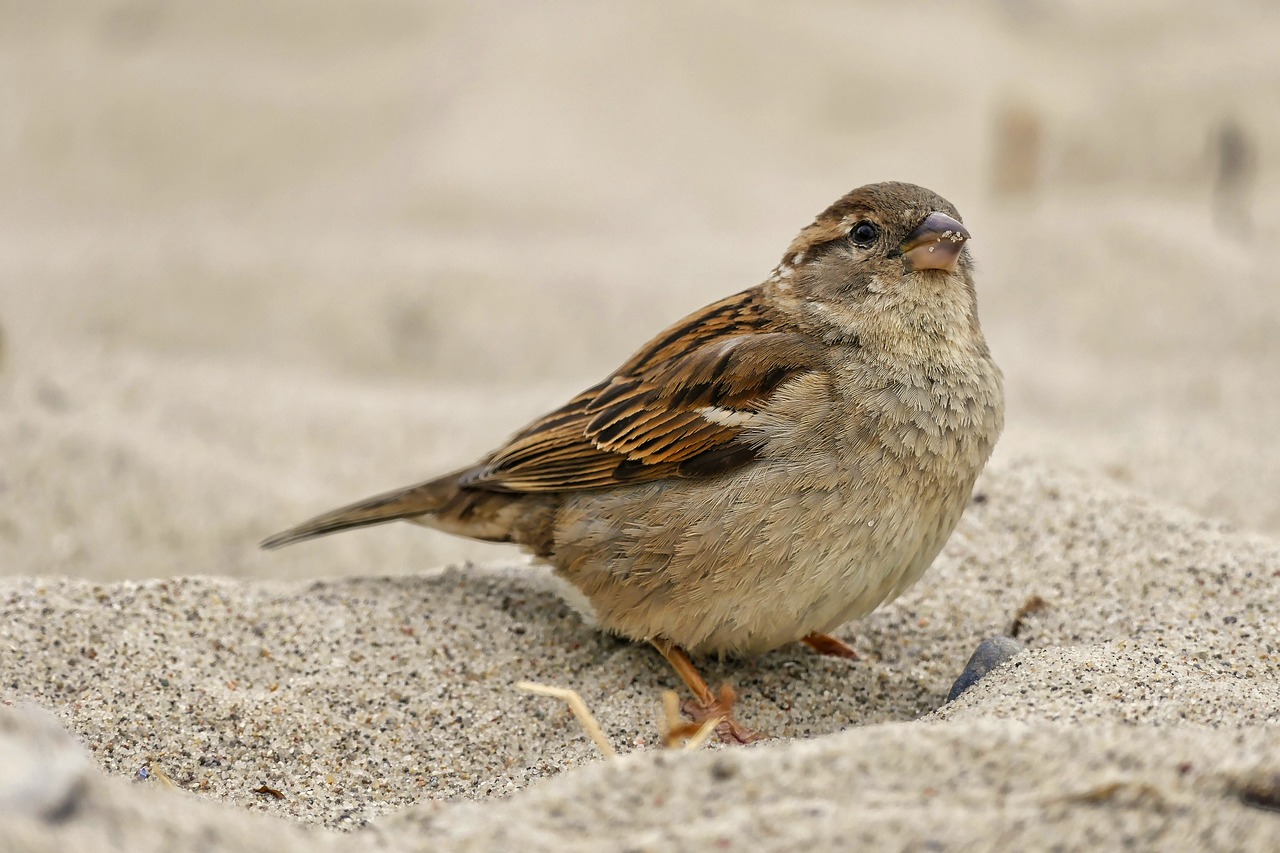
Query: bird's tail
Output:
[[260, 471, 465, 550]]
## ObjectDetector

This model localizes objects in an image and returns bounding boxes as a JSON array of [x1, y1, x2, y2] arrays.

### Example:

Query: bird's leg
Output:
[[650, 639, 767, 744], [801, 632, 859, 660]]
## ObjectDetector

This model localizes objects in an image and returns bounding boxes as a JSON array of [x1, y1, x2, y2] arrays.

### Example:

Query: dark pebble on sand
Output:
[[946, 636, 1024, 703]]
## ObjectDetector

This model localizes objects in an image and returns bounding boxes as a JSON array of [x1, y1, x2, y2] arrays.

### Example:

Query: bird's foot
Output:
[[651, 639, 768, 745], [680, 682, 768, 745], [801, 632, 860, 660]]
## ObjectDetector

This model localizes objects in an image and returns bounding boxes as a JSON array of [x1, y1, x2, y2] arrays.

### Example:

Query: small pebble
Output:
[[946, 636, 1024, 703]]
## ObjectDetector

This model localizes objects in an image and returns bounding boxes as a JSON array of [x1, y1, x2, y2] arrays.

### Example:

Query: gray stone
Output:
[[947, 636, 1025, 703]]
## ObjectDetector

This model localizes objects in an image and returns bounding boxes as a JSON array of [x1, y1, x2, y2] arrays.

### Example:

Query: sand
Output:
[[3, 1, 1280, 850]]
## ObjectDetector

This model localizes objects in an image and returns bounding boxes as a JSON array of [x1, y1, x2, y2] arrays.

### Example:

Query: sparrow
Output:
[[262, 181, 1004, 743]]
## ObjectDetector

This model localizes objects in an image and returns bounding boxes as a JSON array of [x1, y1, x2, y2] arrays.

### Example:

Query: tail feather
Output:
[[260, 474, 461, 550]]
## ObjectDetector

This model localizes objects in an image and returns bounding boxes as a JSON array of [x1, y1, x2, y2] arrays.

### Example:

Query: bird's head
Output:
[[769, 182, 980, 354]]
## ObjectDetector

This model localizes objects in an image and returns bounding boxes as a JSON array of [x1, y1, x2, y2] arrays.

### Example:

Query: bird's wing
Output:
[[461, 289, 827, 492]]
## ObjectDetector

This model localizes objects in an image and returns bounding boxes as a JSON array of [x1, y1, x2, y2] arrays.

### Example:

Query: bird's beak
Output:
[[900, 212, 970, 273]]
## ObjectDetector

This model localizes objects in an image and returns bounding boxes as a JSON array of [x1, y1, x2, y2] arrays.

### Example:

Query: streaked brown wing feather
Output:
[[460, 289, 825, 493]]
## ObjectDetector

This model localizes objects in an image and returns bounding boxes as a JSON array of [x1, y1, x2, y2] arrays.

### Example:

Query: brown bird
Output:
[[262, 182, 1004, 742]]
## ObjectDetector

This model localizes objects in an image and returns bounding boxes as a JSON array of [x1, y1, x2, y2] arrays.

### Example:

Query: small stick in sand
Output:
[[137, 762, 177, 789], [682, 718, 720, 751], [1009, 593, 1048, 638], [661, 690, 721, 750], [517, 681, 617, 758], [517, 682, 720, 756]]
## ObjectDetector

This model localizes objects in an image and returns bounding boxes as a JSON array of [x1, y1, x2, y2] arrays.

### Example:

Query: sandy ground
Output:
[[3, 1, 1280, 850]]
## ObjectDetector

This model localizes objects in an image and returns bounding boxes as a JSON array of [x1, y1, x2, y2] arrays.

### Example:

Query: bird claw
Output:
[[680, 683, 768, 745]]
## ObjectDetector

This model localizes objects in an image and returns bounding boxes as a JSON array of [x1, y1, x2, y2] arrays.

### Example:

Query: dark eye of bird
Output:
[[850, 220, 879, 247]]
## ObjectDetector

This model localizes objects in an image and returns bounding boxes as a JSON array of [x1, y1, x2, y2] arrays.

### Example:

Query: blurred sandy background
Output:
[[3, 0, 1278, 583]]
